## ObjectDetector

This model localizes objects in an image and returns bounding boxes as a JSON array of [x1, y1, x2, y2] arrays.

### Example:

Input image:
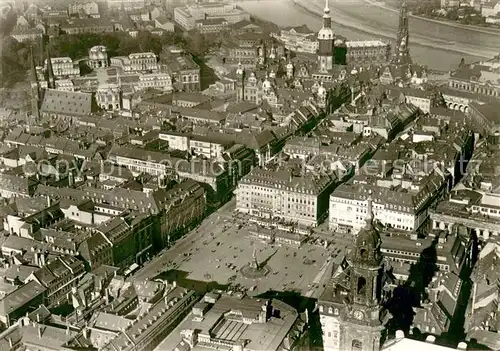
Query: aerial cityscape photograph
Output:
[[0, 0, 499, 349]]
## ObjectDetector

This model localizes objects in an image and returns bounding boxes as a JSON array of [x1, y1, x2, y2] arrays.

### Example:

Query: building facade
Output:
[[345, 40, 391, 66], [45, 57, 80, 78], [236, 168, 335, 227], [276, 25, 319, 54]]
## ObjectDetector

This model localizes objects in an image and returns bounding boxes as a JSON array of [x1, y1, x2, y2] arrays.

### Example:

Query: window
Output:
[[357, 277, 366, 296], [352, 339, 362, 351]]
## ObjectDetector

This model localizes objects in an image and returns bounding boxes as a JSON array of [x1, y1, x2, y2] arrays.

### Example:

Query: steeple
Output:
[[317, 0, 335, 72], [322, 0, 331, 28], [46, 49, 55, 89], [364, 190, 374, 230], [393, 1, 412, 65]]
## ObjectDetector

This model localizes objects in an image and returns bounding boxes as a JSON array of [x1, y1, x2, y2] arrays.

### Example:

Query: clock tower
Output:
[[340, 194, 384, 351], [317, 0, 335, 73]]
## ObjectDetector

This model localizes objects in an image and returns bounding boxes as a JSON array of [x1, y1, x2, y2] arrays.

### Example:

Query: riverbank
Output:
[[364, 0, 500, 35], [291, 0, 497, 58], [237, 0, 489, 70]]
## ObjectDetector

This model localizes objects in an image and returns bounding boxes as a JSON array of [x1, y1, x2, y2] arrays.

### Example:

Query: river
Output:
[[236, 0, 500, 71]]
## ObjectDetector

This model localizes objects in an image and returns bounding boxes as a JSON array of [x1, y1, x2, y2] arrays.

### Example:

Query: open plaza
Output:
[[134, 199, 344, 299]]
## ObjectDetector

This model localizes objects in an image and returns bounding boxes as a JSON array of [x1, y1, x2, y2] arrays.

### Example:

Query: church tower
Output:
[[317, 0, 335, 73], [340, 194, 384, 351], [30, 46, 40, 121], [393, 2, 412, 65]]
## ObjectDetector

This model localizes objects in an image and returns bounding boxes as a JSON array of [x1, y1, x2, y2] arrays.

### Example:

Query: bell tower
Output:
[[317, 0, 335, 73], [340, 194, 384, 351], [393, 1, 412, 65]]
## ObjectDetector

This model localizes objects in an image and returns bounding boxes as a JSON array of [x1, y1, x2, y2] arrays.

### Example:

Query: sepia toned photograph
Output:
[[0, 0, 499, 349]]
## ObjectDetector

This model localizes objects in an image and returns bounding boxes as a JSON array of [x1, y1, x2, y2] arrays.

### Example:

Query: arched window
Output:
[[352, 339, 362, 351], [360, 248, 368, 259], [357, 277, 366, 296]]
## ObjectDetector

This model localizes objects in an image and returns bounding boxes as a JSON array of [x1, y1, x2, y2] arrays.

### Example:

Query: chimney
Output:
[[37, 324, 42, 339], [172, 281, 177, 288], [8, 338, 12, 348], [46, 195, 51, 207], [83, 326, 89, 339], [37, 313, 40, 323], [395, 330, 405, 340], [34, 252, 39, 267]]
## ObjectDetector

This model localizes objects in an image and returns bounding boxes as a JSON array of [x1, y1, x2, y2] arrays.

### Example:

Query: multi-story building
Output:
[[100, 284, 198, 351], [468, 241, 500, 347], [430, 189, 500, 241], [159, 131, 234, 161], [129, 52, 158, 72], [61, 18, 114, 34], [401, 86, 439, 113], [10, 26, 43, 42], [174, 2, 250, 30], [136, 73, 172, 92], [329, 171, 447, 234], [448, 57, 500, 99], [68, 1, 100, 18], [157, 291, 302, 351], [380, 230, 468, 276], [107, 0, 145, 10], [275, 25, 319, 54], [0, 281, 46, 327], [469, 100, 500, 145], [345, 40, 391, 66], [96, 212, 154, 269], [161, 50, 200, 91], [44, 57, 80, 78], [236, 167, 335, 227], [27, 255, 85, 307], [195, 17, 229, 34], [154, 179, 206, 246]]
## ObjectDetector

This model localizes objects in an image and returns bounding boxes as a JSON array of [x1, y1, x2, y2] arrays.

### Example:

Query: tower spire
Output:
[[364, 189, 374, 230], [322, 0, 331, 26], [393, 1, 412, 65]]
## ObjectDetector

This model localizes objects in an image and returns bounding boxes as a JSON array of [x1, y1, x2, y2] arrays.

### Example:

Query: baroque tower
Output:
[[317, 0, 335, 73], [340, 194, 384, 351], [393, 1, 412, 65], [30, 46, 40, 121]]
